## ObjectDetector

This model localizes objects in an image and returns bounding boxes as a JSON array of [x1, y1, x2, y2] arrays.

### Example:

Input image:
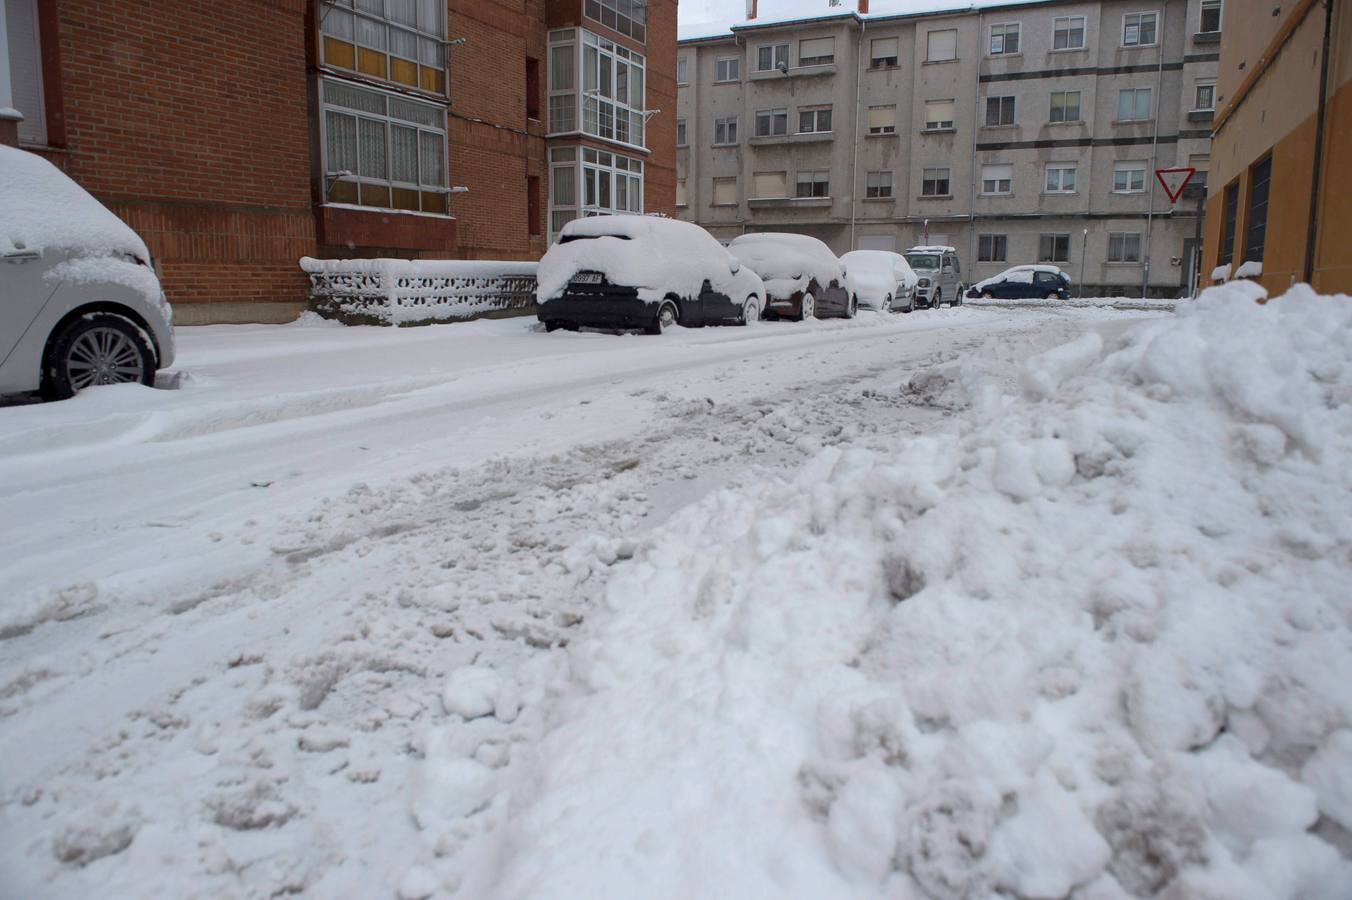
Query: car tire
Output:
[[845, 295, 858, 319], [1044, 293, 1060, 301], [646, 300, 679, 335], [798, 292, 815, 321], [740, 296, 759, 325], [545, 320, 563, 332], [883, 294, 893, 313], [982, 291, 994, 299], [933, 290, 942, 308], [42, 312, 155, 401]]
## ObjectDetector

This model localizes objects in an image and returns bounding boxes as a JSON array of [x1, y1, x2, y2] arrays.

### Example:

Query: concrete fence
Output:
[[300, 257, 538, 326]]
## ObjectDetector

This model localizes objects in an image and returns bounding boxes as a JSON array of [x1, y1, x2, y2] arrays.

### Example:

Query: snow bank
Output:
[[536, 215, 740, 305], [0, 146, 150, 260], [478, 282, 1352, 898]]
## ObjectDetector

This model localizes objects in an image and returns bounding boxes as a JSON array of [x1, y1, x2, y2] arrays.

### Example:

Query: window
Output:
[[1220, 181, 1239, 265], [755, 108, 788, 136], [796, 171, 829, 198], [528, 175, 542, 236], [753, 170, 787, 198], [978, 234, 1007, 262], [926, 29, 957, 62], [871, 37, 899, 67], [548, 32, 577, 133], [924, 99, 955, 130], [716, 57, 740, 82], [676, 179, 687, 206], [1117, 88, 1152, 121], [714, 116, 738, 145], [1108, 232, 1142, 263], [867, 105, 897, 134], [981, 164, 1013, 195], [1194, 82, 1216, 111], [1050, 90, 1081, 123], [921, 167, 951, 196], [1200, 0, 1222, 32], [757, 43, 789, 71], [320, 0, 448, 94], [798, 107, 832, 134], [6, 0, 46, 145], [321, 78, 448, 213], [1123, 12, 1158, 46], [1053, 15, 1086, 49], [1113, 162, 1146, 192], [799, 37, 835, 66], [578, 146, 643, 215], [985, 95, 1016, 126], [866, 171, 893, 199], [712, 177, 738, 206], [550, 146, 578, 238], [526, 57, 541, 120], [677, 56, 688, 84], [583, 0, 647, 42], [1045, 164, 1077, 193], [1245, 156, 1271, 262], [578, 33, 647, 148], [676, 118, 687, 146], [1189, 153, 1210, 190], [1039, 233, 1071, 262], [990, 23, 1020, 55]]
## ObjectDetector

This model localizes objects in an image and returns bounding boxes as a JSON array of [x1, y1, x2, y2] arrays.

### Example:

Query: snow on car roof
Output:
[[0, 145, 150, 259], [558, 214, 704, 242], [729, 232, 841, 282]]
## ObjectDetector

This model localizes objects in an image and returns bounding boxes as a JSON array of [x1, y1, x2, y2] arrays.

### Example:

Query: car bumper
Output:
[[538, 286, 654, 329]]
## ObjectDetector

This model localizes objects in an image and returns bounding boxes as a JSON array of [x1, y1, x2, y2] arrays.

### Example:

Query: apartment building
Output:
[[1202, 0, 1349, 293], [0, 0, 676, 323], [676, 0, 1220, 297]]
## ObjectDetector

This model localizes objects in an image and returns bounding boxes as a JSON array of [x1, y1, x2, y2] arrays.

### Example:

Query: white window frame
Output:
[[795, 170, 830, 198], [985, 95, 1016, 127], [1194, 81, 1216, 111], [1108, 232, 1143, 263], [1039, 233, 1071, 262], [926, 29, 958, 63], [547, 145, 644, 242], [867, 105, 897, 135], [1200, 0, 1223, 32], [924, 99, 956, 130], [977, 233, 1007, 262], [754, 107, 788, 136], [676, 118, 687, 147], [989, 22, 1021, 55], [921, 167, 951, 197], [865, 170, 893, 198], [1122, 11, 1159, 47], [1116, 87, 1153, 122], [1045, 164, 1078, 193], [1050, 90, 1081, 123], [676, 56, 688, 85], [1052, 15, 1086, 50], [798, 106, 833, 134], [870, 36, 899, 68], [1112, 161, 1147, 193], [715, 56, 740, 82], [798, 37, 835, 67], [319, 76, 450, 215], [582, 0, 647, 42], [981, 164, 1013, 195], [713, 116, 738, 145], [319, 0, 448, 95], [756, 43, 789, 72]]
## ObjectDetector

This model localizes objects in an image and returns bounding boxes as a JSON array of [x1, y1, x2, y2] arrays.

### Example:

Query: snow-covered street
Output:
[[3, 295, 1351, 899]]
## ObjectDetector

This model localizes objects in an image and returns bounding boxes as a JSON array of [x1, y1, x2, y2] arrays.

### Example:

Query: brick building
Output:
[[0, 0, 677, 323]]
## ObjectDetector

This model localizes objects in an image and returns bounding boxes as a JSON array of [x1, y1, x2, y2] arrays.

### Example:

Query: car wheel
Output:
[[646, 300, 679, 335], [544, 320, 564, 332], [933, 290, 942, 308], [982, 291, 994, 299], [43, 312, 155, 400], [740, 296, 759, 325], [883, 294, 893, 313], [799, 292, 815, 321], [1044, 293, 1060, 301], [845, 295, 858, 319]]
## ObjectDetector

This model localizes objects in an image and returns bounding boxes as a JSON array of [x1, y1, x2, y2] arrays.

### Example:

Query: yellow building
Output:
[[1203, 0, 1351, 293]]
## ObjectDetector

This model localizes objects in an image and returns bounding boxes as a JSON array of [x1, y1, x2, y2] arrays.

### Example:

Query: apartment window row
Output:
[[707, 171, 840, 203], [976, 88, 1152, 129], [913, 10, 1189, 64], [320, 0, 448, 95], [753, 37, 833, 72], [976, 232, 1142, 264], [548, 30, 647, 151], [583, 0, 646, 42], [320, 77, 448, 215]]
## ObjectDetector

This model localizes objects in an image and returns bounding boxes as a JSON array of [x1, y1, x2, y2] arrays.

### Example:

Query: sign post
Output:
[[1155, 167, 1196, 204]]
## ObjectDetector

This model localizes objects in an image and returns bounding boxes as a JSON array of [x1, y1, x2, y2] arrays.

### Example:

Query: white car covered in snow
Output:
[[728, 232, 854, 320], [840, 250, 919, 313], [0, 146, 175, 399], [536, 216, 766, 334]]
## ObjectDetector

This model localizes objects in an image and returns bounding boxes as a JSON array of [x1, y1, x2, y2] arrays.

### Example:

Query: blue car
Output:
[[967, 266, 1071, 301]]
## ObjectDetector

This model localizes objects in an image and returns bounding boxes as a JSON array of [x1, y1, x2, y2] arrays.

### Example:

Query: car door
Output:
[[0, 241, 61, 367], [1033, 271, 1059, 298], [698, 276, 739, 324]]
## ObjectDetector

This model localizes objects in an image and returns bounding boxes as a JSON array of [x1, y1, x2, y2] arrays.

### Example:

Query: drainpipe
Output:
[[1141, 6, 1166, 298], [1303, 0, 1334, 286], [850, 18, 865, 250], [0, 0, 24, 146], [968, 8, 983, 268]]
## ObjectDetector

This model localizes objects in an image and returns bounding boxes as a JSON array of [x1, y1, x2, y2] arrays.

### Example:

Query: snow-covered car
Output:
[[728, 232, 854, 320], [0, 146, 175, 400], [967, 265, 1071, 301], [536, 216, 766, 334], [840, 249, 918, 313], [903, 245, 964, 309]]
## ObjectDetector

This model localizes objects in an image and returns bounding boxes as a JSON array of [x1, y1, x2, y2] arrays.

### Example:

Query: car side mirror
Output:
[[729, 255, 741, 274]]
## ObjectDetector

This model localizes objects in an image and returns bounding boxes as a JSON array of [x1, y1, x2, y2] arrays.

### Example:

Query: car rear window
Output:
[[559, 233, 632, 244]]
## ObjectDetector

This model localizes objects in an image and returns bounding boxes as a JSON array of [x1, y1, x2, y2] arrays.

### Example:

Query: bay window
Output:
[[320, 0, 447, 95]]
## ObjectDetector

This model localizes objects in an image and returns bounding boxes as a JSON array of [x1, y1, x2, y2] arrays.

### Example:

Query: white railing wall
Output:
[[300, 257, 538, 326]]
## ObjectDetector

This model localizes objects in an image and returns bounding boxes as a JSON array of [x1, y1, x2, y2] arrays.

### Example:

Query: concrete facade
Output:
[[676, 0, 1219, 297], [1, 0, 675, 323]]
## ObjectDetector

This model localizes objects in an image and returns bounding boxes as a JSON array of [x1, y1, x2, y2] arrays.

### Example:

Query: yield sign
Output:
[[1156, 167, 1196, 203]]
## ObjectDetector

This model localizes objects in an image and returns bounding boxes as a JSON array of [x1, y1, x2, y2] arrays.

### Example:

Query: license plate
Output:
[[573, 272, 603, 284]]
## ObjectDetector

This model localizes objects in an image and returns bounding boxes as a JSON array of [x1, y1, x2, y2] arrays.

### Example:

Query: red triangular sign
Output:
[[1156, 167, 1196, 203]]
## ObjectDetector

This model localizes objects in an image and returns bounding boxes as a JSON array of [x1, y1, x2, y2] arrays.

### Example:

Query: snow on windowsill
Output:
[[1211, 263, 1232, 282], [321, 203, 456, 221], [1234, 259, 1263, 278]]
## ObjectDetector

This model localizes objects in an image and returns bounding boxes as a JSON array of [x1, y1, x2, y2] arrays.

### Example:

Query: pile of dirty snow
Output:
[[468, 281, 1352, 898]]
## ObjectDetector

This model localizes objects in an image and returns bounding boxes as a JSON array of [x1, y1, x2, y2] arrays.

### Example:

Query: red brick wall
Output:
[[44, 0, 315, 312]]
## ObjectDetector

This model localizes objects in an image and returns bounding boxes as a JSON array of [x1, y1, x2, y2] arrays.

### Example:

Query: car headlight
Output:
[[918, 277, 930, 287]]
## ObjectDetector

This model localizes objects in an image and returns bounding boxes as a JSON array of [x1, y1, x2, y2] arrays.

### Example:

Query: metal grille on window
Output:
[[1245, 157, 1271, 262]]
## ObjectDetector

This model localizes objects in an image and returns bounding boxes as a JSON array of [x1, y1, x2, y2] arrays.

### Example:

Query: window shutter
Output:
[[927, 30, 957, 61], [871, 37, 898, 59], [6, 0, 47, 145], [867, 105, 896, 129], [983, 164, 1012, 181], [753, 171, 786, 198], [713, 177, 738, 205], [676, 180, 687, 206], [925, 100, 955, 127], [799, 37, 834, 59]]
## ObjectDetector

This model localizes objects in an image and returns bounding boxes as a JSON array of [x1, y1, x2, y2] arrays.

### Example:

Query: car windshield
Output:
[[905, 253, 940, 270], [559, 233, 631, 244]]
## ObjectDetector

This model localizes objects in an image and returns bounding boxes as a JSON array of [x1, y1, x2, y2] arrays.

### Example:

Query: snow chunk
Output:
[[1303, 729, 1352, 831], [440, 665, 503, 720], [409, 758, 496, 828], [989, 773, 1111, 898]]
